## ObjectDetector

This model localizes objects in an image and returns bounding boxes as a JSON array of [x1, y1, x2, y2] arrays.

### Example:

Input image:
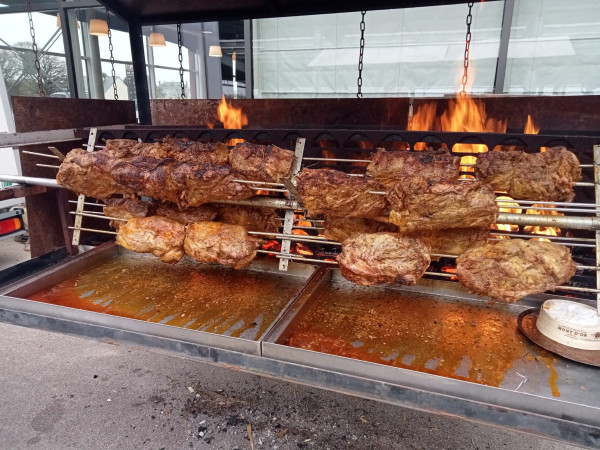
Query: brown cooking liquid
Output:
[[27, 255, 304, 340], [287, 283, 531, 387]]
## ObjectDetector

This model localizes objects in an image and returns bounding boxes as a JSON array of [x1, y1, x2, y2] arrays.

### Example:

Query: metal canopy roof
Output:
[[98, 0, 495, 24]]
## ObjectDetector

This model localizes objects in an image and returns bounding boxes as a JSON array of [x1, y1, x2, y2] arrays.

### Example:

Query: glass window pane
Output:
[[252, 3, 504, 98], [505, 0, 600, 95]]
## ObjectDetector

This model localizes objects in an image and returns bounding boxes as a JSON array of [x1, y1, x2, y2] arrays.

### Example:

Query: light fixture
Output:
[[89, 18, 108, 36], [149, 32, 166, 47], [209, 45, 222, 57]]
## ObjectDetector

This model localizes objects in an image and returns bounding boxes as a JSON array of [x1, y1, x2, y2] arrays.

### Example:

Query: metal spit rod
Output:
[[302, 156, 595, 169]]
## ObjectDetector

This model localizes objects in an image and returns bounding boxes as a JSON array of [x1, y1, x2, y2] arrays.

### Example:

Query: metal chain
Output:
[[460, 2, 474, 96], [177, 23, 185, 99], [356, 11, 366, 99], [106, 9, 118, 100], [25, 0, 45, 96]]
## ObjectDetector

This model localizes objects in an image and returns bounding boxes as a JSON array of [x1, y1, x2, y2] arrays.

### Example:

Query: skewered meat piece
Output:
[[338, 233, 430, 286], [456, 239, 577, 303], [367, 147, 460, 186], [217, 205, 279, 233], [412, 227, 489, 257], [105, 138, 230, 166], [104, 197, 153, 229], [296, 168, 389, 218], [323, 216, 398, 242], [388, 178, 498, 233], [474, 147, 581, 201], [184, 222, 261, 269], [229, 142, 295, 183], [116, 216, 186, 264], [108, 157, 254, 207], [154, 202, 218, 225], [57, 148, 134, 199]]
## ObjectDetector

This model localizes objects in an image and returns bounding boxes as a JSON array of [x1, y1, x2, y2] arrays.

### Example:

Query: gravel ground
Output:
[[0, 239, 587, 449]]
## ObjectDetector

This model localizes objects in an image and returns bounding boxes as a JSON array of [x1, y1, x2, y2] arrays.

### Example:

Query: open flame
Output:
[[524, 114, 540, 135], [523, 205, 562, 242], [490, 196, 521, 236], [407, 95, 507, 177], [217, 94, 248, 145]]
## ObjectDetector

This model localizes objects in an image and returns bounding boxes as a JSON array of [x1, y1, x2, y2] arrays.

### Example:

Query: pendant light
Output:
[[150, 32, 166, 47], [89, 18, 109, 36], [209, 45, 222, 57]]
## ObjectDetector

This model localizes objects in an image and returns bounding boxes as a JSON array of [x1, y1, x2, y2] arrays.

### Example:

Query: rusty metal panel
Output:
[[12, 97, 137, 257], [151, 96, 600, 132]]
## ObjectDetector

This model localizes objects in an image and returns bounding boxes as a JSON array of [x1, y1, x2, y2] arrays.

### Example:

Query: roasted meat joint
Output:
[[55, 136, 582, 302]]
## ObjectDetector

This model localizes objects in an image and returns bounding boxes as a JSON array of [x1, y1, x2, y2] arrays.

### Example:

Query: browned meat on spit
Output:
[[106, 157, 254, 207], [154, 202, 218, 225], [337, 233, 430, 286], [474, 147, 582, 201], [105, 138, 230, 166], [229, 142, 295, 183], [103, 197, 153, 229], [217, 205, 280, 233], [388, 178, 498, 233], [116, 216, 186, 264], [56, 148, 134, 199], [412, 227, 489, 258], [367, 147, 461, 186], [184, 222, 261, 269], [296, 168, 389, 218], [456, 239, 577, 303], [323, 216, 398, 242]]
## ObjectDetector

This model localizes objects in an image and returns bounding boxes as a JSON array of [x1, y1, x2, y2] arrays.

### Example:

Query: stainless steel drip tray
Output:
[[262, 269, 600, 429], [0, 242, 315, 356]]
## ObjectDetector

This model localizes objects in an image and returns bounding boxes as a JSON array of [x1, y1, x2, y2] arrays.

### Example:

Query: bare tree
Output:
[[0, 42, 68, 96]]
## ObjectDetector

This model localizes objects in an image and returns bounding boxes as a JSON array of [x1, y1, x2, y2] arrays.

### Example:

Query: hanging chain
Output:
[[356, 11, 366, 99], [106, 9, 118, 100], [460, 2, 474, 96], [25, 0, 45, 96], [177, 23, 185, 99]]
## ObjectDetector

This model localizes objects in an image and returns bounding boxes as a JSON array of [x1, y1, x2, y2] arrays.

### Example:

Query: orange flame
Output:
[[217, 94, 248, 145], [524, 114, 540, 135], [295, 243, 313, 256], [523, 205, 562, 242], [491, 196, 521, 236]]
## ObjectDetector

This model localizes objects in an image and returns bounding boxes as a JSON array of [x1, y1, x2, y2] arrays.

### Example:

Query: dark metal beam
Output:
[[128, 19, 151, 124], [0, 0, 100, 14], [493, 0, 515, 94], [95, 0, 500, 26]]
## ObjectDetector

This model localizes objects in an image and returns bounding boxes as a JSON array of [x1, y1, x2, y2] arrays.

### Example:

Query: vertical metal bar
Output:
[[279, 138, 306, 271], [128, 19, 152, 124], [244, 19, 253, 99], [594, 144, 600, 316], [493, 0, 515, 94], [58, 5, 79, 98], [72, 128, 97, 246], [56, 189, 77, 256]]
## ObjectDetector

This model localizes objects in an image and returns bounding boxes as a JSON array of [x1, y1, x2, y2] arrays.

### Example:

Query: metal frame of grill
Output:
[[1, 125, 600, 447]]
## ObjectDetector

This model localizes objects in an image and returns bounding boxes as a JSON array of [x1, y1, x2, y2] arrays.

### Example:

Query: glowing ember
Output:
[[523, 204, 562, 242], [295, 243, 314, 256], [261, 240, 281, 253], [441, 265, 458, 281], [491, 196, 522, 236], [217, 94, 248, 145]]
